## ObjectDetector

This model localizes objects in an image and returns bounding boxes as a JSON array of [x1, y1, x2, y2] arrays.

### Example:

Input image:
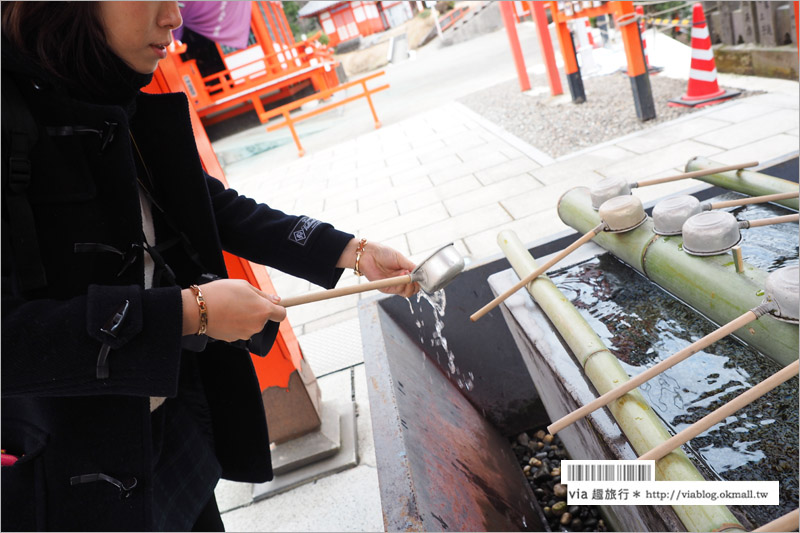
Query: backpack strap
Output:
[[2, 78, 47, 291]]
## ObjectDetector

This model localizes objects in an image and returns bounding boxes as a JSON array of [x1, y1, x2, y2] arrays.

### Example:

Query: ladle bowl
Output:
[[652, 191, 800, 236], [590, 177, 631, 210], [682, 211, 799, 256], [279, 243, 465, 308], [598, 195, 647, 233], [764, 265, 799, 323], [412, 243, 466, 293], [682, 211, 742, 256], [652, 195, 703, 235]]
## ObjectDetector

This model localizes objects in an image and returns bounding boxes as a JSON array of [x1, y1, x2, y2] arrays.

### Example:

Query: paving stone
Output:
[[709, 135, 800, 167], [701, 100, 782, 123], [501, 175, 593, 220], [406, 204, 512, 254], [444, 174, 541, 216], [221, 465, 382, 532], [418, 145, 460, 165], [463, 209, 571, 261], [693, 110, 799, 150], [532, 145, 634, 185], [333, 200, 400, 235], [357, 175, 433, 212], [396, 174, 482, 214], [474, 157, 541, 185], [429, 149, 512, 186], [368, 202, 450, 243], [622, 117, 731, 154], [599, 139, 720, 182]]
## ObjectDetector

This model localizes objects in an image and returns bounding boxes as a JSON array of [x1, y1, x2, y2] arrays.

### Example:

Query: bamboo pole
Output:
[[557, 187, 799, 366], [497, 230, 744, 533], [639, 360, 799, 462], [753, 508, 799, 532], [686, 156, 799, 211]]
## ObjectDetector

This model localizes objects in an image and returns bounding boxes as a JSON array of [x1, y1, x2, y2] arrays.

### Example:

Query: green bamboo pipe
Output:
[[497, 230, 744, 533], [686, 156, 799, 211], [558, 187, 798, 366]]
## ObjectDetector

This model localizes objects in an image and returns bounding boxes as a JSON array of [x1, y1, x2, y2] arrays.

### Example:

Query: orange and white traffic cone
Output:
[[669, 3, 740, 107]]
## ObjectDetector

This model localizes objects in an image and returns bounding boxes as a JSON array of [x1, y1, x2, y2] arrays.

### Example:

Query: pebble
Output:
[[543, 434, 554, 444], [553, 483, 567, 499], [560, 512, 572, 526], [458, 73, 741, 159], [535, 430, 547, 440], [551, 467, 560, 477], [517, 433, 531, 447], [552, 501, 567, 516], [529, 458, 541, 467], [523, 465, 531, 474]]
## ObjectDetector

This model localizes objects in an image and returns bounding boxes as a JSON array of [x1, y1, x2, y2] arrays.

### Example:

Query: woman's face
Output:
[[98, 1, 182, 74]]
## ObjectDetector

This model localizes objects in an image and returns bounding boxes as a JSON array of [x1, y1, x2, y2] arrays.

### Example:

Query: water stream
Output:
[[407, 290, 475, 391]]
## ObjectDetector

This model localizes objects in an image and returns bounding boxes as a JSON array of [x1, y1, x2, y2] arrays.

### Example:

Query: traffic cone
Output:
[[669, 3, 740, 107]]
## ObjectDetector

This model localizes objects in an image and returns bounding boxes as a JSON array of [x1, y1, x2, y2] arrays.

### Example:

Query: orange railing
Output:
[[257, 70, 389, 157]]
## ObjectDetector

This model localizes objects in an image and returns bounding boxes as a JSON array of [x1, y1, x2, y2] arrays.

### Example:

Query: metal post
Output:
[[500, 1, 531, 92]]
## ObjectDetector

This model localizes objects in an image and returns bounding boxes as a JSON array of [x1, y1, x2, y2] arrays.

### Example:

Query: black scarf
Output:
[[1, 36, 154, 118]]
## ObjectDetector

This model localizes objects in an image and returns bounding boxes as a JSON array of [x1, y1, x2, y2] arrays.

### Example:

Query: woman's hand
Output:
[[181, 279, 286, 341], [337, 239, 420, 298]]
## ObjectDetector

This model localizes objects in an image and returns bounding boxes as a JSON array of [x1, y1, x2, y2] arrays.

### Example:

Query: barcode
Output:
[[561, 460, 655, 483]]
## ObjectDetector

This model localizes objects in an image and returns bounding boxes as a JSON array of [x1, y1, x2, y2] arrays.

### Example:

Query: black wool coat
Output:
[[1, 67, 352, 531]]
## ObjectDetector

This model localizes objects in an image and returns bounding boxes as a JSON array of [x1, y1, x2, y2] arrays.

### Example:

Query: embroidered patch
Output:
[[288, 217, 322, 246]]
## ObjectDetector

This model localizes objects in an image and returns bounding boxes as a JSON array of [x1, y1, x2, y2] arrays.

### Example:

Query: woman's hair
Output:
[[2, 2, 121, 93]]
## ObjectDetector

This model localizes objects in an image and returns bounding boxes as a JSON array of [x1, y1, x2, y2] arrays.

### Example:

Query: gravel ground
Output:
[[458, 72, 754, 159]]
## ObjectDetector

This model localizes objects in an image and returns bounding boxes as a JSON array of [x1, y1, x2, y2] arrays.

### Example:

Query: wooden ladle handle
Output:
[[279, 274, 413, 307]]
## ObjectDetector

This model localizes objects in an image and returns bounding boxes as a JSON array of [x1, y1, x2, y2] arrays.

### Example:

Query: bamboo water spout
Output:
[[686, 156, 799, 211]]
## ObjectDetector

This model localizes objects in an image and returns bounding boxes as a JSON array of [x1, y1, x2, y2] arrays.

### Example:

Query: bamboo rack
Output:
[[557, 187, 799, 366], [497, 230, 744, 533]]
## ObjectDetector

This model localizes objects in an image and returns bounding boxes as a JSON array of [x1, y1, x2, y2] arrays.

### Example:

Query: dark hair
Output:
[[2, 2, 122, 95]]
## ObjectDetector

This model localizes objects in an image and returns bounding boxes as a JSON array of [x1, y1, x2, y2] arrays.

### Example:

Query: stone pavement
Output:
[[212, 29, 799, 532]]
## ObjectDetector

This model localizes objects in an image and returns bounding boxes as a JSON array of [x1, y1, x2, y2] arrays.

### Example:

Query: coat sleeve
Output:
[[205, 172, 355, 289], [1, 278, 184, 399]]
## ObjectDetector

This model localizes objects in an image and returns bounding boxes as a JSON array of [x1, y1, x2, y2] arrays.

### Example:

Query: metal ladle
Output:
[[547, 264, 799, 435], [681, 211, 799, 256], [589, 161, 759, 210], [471, 195, 647, 322], [652, 191, 799, 236], [279, 243, 465, 307]]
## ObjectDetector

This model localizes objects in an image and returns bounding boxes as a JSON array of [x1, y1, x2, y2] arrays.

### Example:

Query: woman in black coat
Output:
[[1, 2, 419, 530]]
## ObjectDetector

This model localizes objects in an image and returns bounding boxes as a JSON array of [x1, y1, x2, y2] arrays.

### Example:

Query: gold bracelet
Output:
[[354, 238, 367, 276], [189, 284, 208, 335]]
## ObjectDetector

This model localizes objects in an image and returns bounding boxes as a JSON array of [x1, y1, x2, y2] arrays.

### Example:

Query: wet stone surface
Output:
[[512, 430, 608, 532], [548, 235, 798, 529]]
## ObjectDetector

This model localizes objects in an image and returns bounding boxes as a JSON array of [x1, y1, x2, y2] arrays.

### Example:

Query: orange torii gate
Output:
[[550, 1, 655, 120]]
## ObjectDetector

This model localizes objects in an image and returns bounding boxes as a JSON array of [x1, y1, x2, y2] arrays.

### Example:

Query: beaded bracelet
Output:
[[354, 238, 367, 277], [189, 284, 208, 335]]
